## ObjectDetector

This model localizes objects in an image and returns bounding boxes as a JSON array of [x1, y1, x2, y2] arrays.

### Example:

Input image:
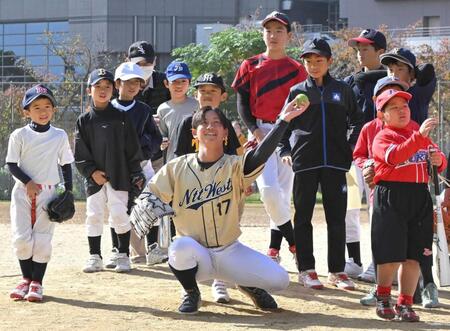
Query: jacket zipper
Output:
[[320, 87, 327, 165]]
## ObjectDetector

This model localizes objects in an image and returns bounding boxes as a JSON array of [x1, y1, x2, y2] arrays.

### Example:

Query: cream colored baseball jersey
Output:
[[149, 153, 263, 247]]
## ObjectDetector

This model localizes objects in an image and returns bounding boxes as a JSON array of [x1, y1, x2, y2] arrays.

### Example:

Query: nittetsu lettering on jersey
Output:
[[232, 54, 307, 122], [180, 178, 232, 210]]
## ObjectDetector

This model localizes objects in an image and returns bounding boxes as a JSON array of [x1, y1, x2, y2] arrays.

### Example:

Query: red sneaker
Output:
[[25, 281, 43, 302], [267, 248, 281, 263], [394, 304, 420, 322], [10, 279, 31, 301], [376, 295, 396, 320]]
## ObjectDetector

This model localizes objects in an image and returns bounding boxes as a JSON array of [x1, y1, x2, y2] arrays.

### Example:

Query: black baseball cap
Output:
[[380, 48, 416, 69], [348, 29, 387, 50], [300, 38, 332, 58], [194, 73, 226, 92], [87, 69, 115, 86], [128, 41, 155, 63], [373, 76, 409, 96], [262, 11, 291, 32], [22, 84, 56, 109]]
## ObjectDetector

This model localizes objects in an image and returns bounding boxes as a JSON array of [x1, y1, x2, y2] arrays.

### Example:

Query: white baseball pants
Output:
[[10, 182, 56, 263], [86, 182, 130, 236], [250, 122, 294, 230], [169, 236, 289, 292]]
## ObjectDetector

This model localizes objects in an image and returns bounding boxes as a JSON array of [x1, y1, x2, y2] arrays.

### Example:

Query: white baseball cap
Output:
[[114, 62, 145, 81]]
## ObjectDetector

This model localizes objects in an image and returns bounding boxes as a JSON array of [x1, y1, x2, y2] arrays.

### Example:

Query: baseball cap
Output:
[[128, 41, 155, 63], [22, 84, 56, 109], [262, 11, 291, 32], [194, 73, 226, 92], [376, 89, 412, 112], [87, 68, 115, 86], [373, 76, 409, 96], [300, 38, 332, 58], [380, 48, 416, 69], [165, 61, 192, 82], [348, 29, 387, 50], [114, 62, 145, 81]]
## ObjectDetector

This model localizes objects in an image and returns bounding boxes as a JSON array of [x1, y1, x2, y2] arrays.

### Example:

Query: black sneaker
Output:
[[237, 286, 278, 310], [178, 288, 201, 314]]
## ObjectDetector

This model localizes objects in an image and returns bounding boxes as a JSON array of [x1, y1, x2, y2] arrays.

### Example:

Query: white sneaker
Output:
[[115, 253, 132, 273], [328, 272, 355, 290], [344, 258, 363, 279], [146, 243, 169, 266], [211, 279, 230, 303], [358, 262, 376, 283], [25, 281, 43, 302], [298, 270, 324, 289], [105, 248, 119, 269], [83, 254, 103, 273], [10, 279, 31, 300]]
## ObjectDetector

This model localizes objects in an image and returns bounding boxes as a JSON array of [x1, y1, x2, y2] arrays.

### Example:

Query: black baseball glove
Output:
[[47, 190, 75, 223]]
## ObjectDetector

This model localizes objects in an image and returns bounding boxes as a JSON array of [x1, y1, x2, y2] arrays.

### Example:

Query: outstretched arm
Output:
[[243, 98, 309, 175]]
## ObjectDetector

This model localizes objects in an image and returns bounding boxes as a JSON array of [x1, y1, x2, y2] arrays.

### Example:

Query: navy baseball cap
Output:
[[165, 61, 192, 82], [87, 69, 115, 86], [373, 76, 409, 96], [22, 84, 56, 109], [300, 38, 332, 58], [262, 11, 291, 32], [380, 48, 416, 69], [128, 41, 155, 63], [194, 73, 226, 92], [348, 29, 387, 50]]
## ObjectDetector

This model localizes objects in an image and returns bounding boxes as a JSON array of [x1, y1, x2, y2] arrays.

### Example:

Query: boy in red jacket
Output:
[[371, 89, 446, 322]]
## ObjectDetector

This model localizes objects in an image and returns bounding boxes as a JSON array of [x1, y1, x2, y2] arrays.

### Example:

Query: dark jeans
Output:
[[293, 168, 347, 273]]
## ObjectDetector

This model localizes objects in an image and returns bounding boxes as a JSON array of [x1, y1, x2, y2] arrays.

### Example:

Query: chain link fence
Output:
[[0, 80, 450, 200]]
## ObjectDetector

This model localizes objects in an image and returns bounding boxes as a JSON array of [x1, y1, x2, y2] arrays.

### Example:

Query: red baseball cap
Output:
[[376, 89, 412, 112]]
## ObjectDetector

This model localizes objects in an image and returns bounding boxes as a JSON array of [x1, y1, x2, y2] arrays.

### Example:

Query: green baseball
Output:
[[295, 94, 309, 107]]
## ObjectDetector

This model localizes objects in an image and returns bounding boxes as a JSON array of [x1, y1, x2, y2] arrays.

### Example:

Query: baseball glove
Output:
[[127, 172, 147, 215], [129, 191, 175, 239], [47, 190, 75, 223]]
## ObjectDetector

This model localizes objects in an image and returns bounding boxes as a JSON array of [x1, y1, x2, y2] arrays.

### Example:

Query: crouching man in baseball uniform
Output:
[[148, 99, 309, 314]]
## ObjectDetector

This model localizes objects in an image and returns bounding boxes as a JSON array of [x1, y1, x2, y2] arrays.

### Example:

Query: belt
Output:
[[257, 119, 276, 124]]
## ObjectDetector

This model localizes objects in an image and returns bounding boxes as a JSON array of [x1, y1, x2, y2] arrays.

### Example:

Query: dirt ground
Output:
[[0, 201, 449, 331]]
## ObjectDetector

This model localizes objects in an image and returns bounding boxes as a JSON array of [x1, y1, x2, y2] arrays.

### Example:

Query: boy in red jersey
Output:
[[232, 11, 307, 261], [371, 89, 446, 322]]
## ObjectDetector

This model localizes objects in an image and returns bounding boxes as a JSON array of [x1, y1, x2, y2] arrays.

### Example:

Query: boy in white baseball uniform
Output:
[[7, 85, 74, 302], [75, 69, 144, 273], [148, 98, 309, 314]]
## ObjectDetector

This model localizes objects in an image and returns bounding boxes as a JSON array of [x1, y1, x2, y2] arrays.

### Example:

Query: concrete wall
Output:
[[340, 0, 450, 29]]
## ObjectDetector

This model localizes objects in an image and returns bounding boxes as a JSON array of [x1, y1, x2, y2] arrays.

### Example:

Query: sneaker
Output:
[[237, 285, 278, 310], [299, 270, 324, 290], [178, 288, 201, 314], [422, 282, 439, 308], [358, 262, 376, 283], [376, 295, 396, 320], [25, 281, 43, 302], [146, 243, 168, 266], [344, 258, 363, 279], [267, 248, 281, 264], [360, 285, 377, 306], [212, 279, 230, 303], [83, 254, 103, 273], [115, 253, 131, 273], [328, 272, 355, 290], [10, 279, 30, 301], [394, 304, 420, 322], [105, 248, 119, 269]]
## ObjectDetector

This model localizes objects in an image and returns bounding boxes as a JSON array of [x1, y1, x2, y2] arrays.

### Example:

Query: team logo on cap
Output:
[[202, 73, 214, 82], [35, 86, 48, 94], [98, 69, 106, 76], [136, 44, 145, 55]]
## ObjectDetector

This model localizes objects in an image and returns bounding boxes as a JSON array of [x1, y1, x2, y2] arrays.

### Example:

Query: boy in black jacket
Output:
[[75, 69, 143, 274], [105, 62, 163, 269], [280, 38, 363, 290]]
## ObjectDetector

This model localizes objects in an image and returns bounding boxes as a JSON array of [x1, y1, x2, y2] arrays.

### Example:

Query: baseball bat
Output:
[[432, 165, 450, 287]]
